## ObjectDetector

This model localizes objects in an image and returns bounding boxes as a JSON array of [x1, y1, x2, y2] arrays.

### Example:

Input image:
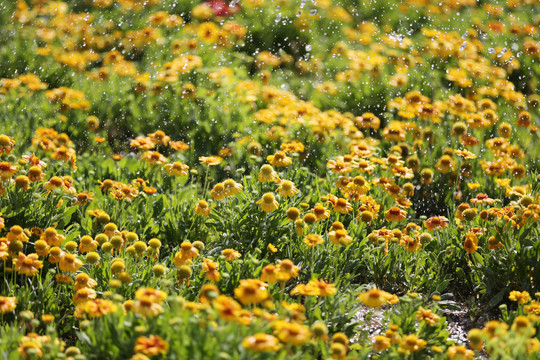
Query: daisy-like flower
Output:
[[223, 179, 243, 197], [385, 207, 407, 222], [131, 296, 164, 317], [242, 334, 281, 353], [74, 191, 94, 206], [333, 198, 352, 214], [14, 253, 43, 276], [276, 259, 300, 281], [7, 225, 29, 243], [59, 253, 83, 273], [0, 135, 15, 155], [201, 258, 220, 282], [141, 151, 168, 166], [258, 164, 280, 183], [134, 335, 169, 357], [199, 156, 223, 166], [234, 279, 268, 305], [194, 200, 210, 216], [0, 296, 17, 314], [0, 162, 18, 179], [463, 232, 479, 254], [164, 161, 189, 176], [267, 151, 292, 167], [40, 227, 65, 247], [210, 183, 225, 200], [276, 180, 299, 198], [303, 234, 324, 247], [424, 216, 449, 231], [359, 288, 394, 308], [222, 248, 241, 261], [312, 204, 330, 221], [257, 193, 279, 212]]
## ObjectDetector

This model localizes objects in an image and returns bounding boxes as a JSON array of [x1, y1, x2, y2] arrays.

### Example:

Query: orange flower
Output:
[[201, 258, 221, 282], [194, 200, 210, 216], [234, 279, 268, 305], [59, 253, 83, 273], [222, 248, 241, 261], [0, 162, 18, 179], [333, 198, 352, 214], [276, 259, 300, 281], [134, 335, 169, 357], [385, 207, 407, 222], [0, 135, 15, 155], [170, 141, 189, 151], [164, 161, 189, 176], [267, 151, 292, 167], [424, 216, 449, 231], [242, 333, 281, 352], [272, 320, 311, 345], [74, 191, 94, 206], [359, 288, 394, 308], [463, 232, 479, 254], [14, 253, 43, 276]]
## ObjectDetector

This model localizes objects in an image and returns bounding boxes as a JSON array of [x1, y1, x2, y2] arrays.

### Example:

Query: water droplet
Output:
[[309, 9, 317, 15]]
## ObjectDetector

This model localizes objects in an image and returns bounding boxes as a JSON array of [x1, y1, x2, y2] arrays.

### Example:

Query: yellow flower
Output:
[[328, 229, 353, 246], [267, 151, 292, 167], [141, 151, 167, 166], [416, 307, 441, 326], [234, 279, 268, 305], [174, 241, 199, 266], [242, 334, 281, 352], [223, 179, 243, 197], [73, 288, 97, 304], [258, 164, 280, 183], [463, 232, 479, 254], [276, 259, 300, 282], [272, 320, 311, 345], [59, 253, 83, 273], [0, 296, 17, 314], [260, 265, 278, 283], [446, 345, 475, 360], [333, 198, 352, 214], [199, 156, 223, 166], [304, 279, 337, 297], [134, 335, 169, 357], [210, 183, 225, 200], [385, 206, 407, 222], [372, 335, 391, 352], [399, 334, 427, 353], [201, 258, 220, 282], [14, 253, 42, 276], [0, 135, 15, 155], [131, 296, 164, 317], [164, 161, 189, 176], [194, 200, 210, 216], [303, 234, 324, 247], [359, 288, 394, 308], [509, 290, 531, 304], [257, 193, 279, 212], [0, 162, 18, 179], [222, 248, 241, 261], [276, 180, 299, 198]]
